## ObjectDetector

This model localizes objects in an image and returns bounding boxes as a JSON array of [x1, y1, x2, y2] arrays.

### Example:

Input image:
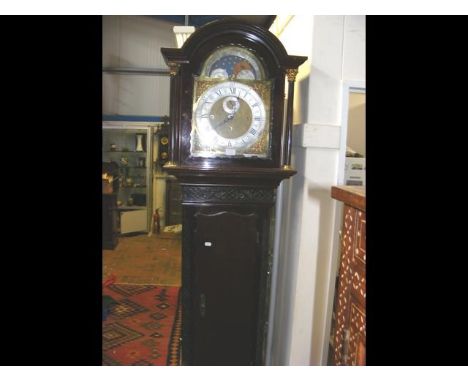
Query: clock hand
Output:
[[215, 113, 235, 129]]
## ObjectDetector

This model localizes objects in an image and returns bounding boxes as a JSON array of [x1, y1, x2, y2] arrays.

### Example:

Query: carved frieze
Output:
[[182, 186, 275, 204]]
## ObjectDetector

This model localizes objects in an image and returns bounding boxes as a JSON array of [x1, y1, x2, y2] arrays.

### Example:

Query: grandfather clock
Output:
[[161, 19, 306, 365]]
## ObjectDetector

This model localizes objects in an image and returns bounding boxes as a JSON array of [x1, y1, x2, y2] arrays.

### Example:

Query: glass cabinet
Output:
[[103, 124, 153, 234]]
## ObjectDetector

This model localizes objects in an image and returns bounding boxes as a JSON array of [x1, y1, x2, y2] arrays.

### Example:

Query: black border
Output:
[[1, 16, 102, 365], [1, 14, 466, 367], [367, 15, 467, 365]]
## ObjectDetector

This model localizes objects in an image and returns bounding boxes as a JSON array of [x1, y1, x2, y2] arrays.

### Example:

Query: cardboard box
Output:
[[345, 157, 365, 186]]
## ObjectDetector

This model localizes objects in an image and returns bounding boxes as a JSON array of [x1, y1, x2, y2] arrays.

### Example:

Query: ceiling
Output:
[[151, 15, 276, 29]]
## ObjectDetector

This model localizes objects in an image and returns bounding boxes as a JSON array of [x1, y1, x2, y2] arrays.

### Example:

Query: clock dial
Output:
[[202, 46, 265, 80], [192, 80, 270, 158]]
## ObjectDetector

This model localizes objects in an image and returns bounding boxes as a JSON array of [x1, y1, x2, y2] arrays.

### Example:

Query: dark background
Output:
[[0, 15, 465, 365]]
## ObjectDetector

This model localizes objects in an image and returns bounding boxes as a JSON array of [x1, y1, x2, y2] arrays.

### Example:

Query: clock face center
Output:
[[222, 96, 240, 114], [209, 96, 252, 139]]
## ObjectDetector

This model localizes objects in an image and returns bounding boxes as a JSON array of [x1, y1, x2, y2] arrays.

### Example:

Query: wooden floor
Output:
[[103, 232, 181, 286]]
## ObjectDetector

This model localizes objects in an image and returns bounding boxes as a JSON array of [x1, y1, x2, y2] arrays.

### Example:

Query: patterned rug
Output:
[[103, 284, 181, 366]]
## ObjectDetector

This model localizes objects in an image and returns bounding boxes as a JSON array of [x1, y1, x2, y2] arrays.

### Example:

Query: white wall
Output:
[[342, 16, 366, 83], [269, 15, 365, 365], [102, 16, 176, 116]]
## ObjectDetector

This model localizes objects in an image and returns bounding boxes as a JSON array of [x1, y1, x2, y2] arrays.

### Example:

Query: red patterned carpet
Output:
[[103, 284, 181, 366]]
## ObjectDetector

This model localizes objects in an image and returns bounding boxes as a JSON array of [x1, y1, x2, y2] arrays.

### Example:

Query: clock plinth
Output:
[[161, 19, 306, 366]]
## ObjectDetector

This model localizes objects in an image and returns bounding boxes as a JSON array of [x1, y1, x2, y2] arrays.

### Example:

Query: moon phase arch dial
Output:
[[201, 46, 266, 81]]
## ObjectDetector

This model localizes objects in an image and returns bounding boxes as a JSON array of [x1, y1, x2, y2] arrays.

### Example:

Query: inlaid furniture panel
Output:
[[330, 186, 366, 366]]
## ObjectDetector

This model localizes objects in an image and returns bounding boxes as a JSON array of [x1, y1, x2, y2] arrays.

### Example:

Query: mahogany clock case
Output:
[[161, 20, 307, 366]]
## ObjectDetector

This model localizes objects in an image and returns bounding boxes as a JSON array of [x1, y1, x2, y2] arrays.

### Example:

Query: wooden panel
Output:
[[351, 209, 366, 307], [330, 191, 366, 366], [166, 178, 182, 226], [332, 205, 356, 365], [347, 301, 366, 366], [355, 209, 366, 264], [191, 211, 260, 365], [331, 185, 365, 211], [350, 265, 366, 308]]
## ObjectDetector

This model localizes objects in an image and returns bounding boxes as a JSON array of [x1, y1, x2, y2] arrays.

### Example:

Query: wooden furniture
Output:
[[102, 193, 118, 250], [165, 176, 182, 226], [330, 185, 366, 365], [161, 20, 306, 365]]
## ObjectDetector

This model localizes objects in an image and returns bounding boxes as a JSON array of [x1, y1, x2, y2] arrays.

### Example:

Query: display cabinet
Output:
[[102, 124, 154, 234]]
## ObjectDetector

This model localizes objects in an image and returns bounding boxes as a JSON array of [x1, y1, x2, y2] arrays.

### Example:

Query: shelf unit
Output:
[[103, 124, 154, 234]]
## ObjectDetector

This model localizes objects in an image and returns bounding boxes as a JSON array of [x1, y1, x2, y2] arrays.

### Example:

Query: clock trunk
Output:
[[180, 191, 273, 366], [188, 208, 265, 365]]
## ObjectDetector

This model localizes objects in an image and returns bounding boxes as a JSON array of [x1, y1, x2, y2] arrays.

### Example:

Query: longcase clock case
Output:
[[161, 19, 306, 365]]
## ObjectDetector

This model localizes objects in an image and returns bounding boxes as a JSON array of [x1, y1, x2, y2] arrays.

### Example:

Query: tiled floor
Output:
[[103, 232, 181, 286]]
